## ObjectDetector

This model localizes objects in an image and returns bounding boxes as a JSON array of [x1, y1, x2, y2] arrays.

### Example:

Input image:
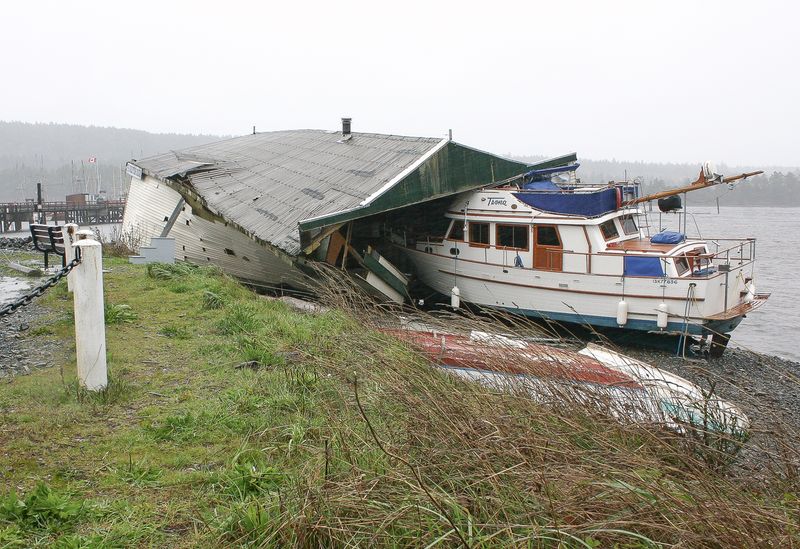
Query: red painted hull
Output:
[[380, 329, 640, 389]]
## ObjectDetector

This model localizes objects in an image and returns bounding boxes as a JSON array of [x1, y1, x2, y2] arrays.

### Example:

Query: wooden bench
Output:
[[29, 224, 66, 269]]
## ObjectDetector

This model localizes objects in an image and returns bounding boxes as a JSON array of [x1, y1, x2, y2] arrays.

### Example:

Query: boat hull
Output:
[[402, 246, 760, 337]]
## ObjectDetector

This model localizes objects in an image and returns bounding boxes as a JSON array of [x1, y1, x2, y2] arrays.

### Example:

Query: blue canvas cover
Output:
[[623, 256, 665, 277], [650, 231, 685, 244], [522, 180, 560, 191], [513, 187, 618, 217]]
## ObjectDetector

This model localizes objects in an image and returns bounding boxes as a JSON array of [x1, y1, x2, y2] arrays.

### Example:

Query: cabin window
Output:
[[497, 224, 529, 250], [536, 225, 560, 246], [674, 256, 690, 276], [469, 222, 490, 246], [600, 219, 619, 240], [448, 220, 465, 241], [620, 215, 638, 235]]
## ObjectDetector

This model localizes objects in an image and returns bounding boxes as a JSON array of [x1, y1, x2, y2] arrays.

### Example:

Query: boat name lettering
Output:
[[487, 198, 507, 206]]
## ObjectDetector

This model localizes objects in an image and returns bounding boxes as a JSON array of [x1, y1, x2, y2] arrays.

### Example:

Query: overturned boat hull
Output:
[[382, 328, 749, 435]]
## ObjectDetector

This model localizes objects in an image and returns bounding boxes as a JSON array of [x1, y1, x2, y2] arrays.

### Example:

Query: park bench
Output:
[[29, 223, 66, 269]]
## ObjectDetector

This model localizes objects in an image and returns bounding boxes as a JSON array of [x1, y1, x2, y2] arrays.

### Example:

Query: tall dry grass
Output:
[[220, 265, 800, 547]]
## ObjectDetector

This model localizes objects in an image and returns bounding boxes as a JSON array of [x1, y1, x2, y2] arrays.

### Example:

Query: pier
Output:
[[0, 199, 126, 233]]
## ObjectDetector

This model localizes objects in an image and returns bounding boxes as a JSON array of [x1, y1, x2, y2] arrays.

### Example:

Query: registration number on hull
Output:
[[652, 278, 677, 285]]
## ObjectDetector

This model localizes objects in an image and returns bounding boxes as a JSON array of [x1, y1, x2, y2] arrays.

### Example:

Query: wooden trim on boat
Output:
[[495, 223, 531, 252], [705, 293, 770, 320], [447, 210, 532, 219], [582, 225, 592, 273], [606, 239, 676, 253]]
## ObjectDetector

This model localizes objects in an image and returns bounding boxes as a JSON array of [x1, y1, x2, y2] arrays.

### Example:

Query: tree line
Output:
[[0, 121, 796, 207]]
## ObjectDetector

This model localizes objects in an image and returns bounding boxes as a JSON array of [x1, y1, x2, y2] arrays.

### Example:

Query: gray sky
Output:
[[2, 1, 797, 166]]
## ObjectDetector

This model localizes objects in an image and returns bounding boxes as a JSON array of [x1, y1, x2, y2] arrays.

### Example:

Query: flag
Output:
[[88, 156, 96, 163]]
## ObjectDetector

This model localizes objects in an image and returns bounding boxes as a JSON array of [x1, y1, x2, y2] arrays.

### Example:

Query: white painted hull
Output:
[[403, 246, 752, 334], [441, 342, 748, 434], [123, 175, 304, 287]]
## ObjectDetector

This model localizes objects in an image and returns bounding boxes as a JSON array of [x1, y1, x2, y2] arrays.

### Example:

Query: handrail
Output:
[[418, 236, 756, 279]]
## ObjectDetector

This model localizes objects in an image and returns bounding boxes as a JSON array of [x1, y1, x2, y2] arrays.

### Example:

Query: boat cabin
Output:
[[418, 186, 718, 281]]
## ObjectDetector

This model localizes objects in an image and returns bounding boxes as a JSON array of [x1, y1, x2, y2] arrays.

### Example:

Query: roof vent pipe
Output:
[[341, 117, 352, 137]]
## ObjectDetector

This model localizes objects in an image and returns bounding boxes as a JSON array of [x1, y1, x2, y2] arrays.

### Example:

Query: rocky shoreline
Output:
[[0, 302, 63, 379], [0, 236, 35, 252]]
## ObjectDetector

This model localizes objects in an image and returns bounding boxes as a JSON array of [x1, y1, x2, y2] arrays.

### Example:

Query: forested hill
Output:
[[0, 121, 797, 207], [0, 122, 223, 202], [515, 156, 800, 207]]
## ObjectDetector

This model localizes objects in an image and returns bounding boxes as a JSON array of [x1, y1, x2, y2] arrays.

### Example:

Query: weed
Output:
[[104, 303, 137, 325], [217, 305, 258, 335], [168, 282, 191, 294], [146, 411, 202, 442], [146, 262, 197, 281], [0, 524, 26, 548], [0, 484, 89, 533], [213, 452, 283, 501], [159, 325, 190, 339], [214, 498, 279, 546], [115, 456, 163, 487], [29, 325, 56, 336], [203, 290, 225, 310], [65, 375, 132, 406]]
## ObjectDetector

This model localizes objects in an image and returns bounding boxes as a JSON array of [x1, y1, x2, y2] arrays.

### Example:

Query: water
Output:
[[2, 222, 120, 241], [646, 206, 800, 362], [0, 276, 31, 306]]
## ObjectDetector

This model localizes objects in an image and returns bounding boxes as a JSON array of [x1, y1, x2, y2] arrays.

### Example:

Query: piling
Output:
[[72, 237, 107, 391]]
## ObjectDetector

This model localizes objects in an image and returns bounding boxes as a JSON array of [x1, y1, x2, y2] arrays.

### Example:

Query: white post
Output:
[[62, 223, 79, 292], [72, 238, 107, 391]]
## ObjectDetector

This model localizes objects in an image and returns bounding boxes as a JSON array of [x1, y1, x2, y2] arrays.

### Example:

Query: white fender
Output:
[[616, 300, 628, 326], [657, 302, 669, 329], [451, 286, 461, 309]]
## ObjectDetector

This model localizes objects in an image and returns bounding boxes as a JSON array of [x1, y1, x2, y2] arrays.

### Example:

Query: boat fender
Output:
[[616, 300, 628, 326], [451, 286, 461, 309], [745, 280, 755, 302], [657, 303, 669, 329], [615, 187, 622, 209]]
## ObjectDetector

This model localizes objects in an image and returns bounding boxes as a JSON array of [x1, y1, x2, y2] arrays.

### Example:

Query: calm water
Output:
[[646, 206, 800, 362]]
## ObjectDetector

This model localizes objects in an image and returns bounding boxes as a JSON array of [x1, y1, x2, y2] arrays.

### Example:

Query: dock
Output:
[[0, 200, 126, 233]]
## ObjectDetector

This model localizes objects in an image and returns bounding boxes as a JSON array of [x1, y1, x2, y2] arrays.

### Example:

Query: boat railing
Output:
[[416, 235, 756, 279]]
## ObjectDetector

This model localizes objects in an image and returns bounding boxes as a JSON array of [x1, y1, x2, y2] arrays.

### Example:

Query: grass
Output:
[[0, 257, 796, 546]]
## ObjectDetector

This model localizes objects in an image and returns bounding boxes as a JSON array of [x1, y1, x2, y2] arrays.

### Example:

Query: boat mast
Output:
[[624, 169, 763, 206]]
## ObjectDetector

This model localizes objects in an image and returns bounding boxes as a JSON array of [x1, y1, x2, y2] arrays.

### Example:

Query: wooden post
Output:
[[72, 237, 107, 391], [62, 223, 79, 292]]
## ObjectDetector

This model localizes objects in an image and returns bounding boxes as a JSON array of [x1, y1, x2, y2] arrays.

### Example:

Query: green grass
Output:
[[0, 258, 796, 547]]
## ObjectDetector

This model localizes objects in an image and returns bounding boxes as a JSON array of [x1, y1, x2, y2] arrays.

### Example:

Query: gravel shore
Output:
[[0, 302, 63, 379]]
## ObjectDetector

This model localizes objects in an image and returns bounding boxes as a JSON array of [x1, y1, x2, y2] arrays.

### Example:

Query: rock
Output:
[[235, 360, 262, 370]]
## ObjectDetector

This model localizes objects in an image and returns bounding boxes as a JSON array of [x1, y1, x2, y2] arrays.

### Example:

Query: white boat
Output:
[[399, 162, 769, 355], [382, 327, 749, 435]]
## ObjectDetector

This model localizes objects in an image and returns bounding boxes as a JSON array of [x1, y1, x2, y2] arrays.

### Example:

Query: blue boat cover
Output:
[[513, 187, 618, 217], [623, 256, 665, 277], [522, 180, 560, 191], [650, 231, 685, 244]]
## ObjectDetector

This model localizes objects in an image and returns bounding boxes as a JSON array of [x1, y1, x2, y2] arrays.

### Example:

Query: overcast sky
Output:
[[1, 1, 797, 166]]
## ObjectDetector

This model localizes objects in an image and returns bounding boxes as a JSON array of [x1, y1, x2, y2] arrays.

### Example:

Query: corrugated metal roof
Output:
[[133, 130, 444, 255]]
